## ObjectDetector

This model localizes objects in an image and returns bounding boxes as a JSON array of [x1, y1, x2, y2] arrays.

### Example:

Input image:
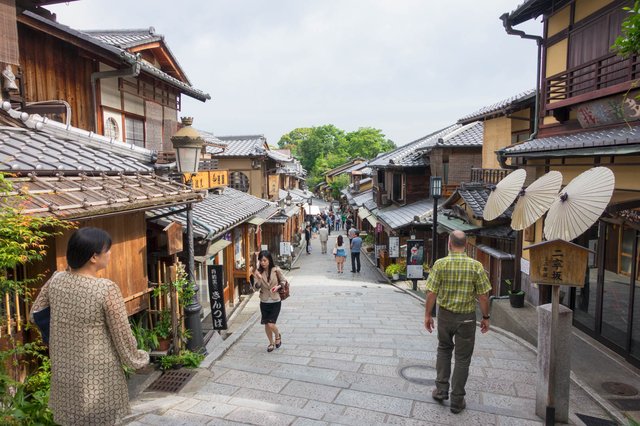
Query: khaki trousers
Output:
[[320, 240, 328, 253], [435, 308, 476, 404]]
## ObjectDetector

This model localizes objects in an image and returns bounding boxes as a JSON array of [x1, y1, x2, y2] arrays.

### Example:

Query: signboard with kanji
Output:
[[389, 237, 400, 258], [406, 239, 425, 279], [207, 265, 228, 330], [524, 239, 592, 287], [189, 170, 229, 190]]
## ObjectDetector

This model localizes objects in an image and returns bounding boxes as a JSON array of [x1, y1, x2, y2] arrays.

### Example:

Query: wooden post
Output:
[[169, 260, 179, 355], [546, 285, 560, 425]]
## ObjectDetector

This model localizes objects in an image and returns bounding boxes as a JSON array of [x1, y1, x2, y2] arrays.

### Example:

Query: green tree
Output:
[[0, 174, 71, 423], [329, 174, 350, 200], [342, 127, 396, 159], [277, 128, 312, 157], [297, 125, 346, 172], [612, 1, 640, 57]]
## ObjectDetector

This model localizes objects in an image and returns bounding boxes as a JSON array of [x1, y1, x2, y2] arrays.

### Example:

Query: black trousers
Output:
[[351, 252, 361, 272]]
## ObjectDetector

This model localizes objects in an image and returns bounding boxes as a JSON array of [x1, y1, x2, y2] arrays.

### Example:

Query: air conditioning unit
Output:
[[381, 194, 391, 206]]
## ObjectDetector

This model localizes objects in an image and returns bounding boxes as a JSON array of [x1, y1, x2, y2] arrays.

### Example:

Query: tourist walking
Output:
[[304, 225, 311, 254], [251, 250, 287, 352], [348, 225, 357, 244], [30, 227, 149, 425], [333, 235, 347, 273], [350, 230, 362, 273], [318, 223, 329, 254], [424, 230, 492, 414]]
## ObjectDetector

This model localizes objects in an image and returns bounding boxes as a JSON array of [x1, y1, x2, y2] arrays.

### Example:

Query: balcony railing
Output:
[[470, 168, 510, 185], [546, 52, 640, 108]]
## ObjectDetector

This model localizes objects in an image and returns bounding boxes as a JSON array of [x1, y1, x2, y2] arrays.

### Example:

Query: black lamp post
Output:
[[430, 176, 443, 266], [171, 117, 205, 352]]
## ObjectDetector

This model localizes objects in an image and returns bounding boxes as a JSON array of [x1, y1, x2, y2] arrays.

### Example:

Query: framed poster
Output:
[[406, 239, 425, 279], [388, 237, 400, 258], [207, 265, 228, 330], [280, 241, 291, 256]]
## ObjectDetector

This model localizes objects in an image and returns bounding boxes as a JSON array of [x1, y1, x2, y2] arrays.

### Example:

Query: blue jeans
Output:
[[350, 252, 360, 272]]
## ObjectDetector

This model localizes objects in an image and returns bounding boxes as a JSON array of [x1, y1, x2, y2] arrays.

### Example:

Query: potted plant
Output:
[[154, 310, 172, 351], [505, 279, 525, 308], [397, 259, 407, 280], [363, 234, 375, 252], [385, 263, 401, 281]]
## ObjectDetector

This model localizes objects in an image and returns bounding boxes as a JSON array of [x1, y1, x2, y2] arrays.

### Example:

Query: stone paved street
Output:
[[128, 234, 613, 425]]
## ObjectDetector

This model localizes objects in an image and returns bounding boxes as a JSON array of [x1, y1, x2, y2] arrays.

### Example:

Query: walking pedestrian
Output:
[[424, 230, 491, 414], [30, 227, 149, 425], [345, 216, 353, 234], [251, 250, 287, 352], [326, 215, 332, 235], [318, 223, 329, 254], [333, 235, 347, 273], [350, 230, 362, 273], [304, 225, 311, 254], [348, 225, 357, 245]]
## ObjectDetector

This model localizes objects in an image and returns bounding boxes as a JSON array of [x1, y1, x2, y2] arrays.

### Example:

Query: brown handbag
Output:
[[276, 269, 290, 300]]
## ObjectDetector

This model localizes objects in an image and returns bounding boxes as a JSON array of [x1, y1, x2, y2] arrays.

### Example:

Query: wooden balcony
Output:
[[545, 52, 640, 110], [470, 168, 510, 185]]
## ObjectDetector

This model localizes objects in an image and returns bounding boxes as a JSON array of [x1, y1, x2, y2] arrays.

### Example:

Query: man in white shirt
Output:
[[318, 223, 329, 254]]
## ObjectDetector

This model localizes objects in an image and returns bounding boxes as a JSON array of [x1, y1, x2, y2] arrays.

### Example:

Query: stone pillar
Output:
[[536, 303, 572, 423]]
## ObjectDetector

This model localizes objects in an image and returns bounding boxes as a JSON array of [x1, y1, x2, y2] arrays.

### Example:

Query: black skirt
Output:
[[260, 301, 281, 324]]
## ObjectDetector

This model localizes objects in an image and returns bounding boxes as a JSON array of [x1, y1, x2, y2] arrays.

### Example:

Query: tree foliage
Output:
[[612, 1, 640, 58], [278, 125, 396, 190], [329, 174, 350, 200]]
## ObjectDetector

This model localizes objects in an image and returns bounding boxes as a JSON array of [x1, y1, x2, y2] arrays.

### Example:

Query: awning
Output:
[[358, 208, 372, 221], [247, 216, 266, 226], [366, 214, 379, 228], [435, 215, 482, 234], [207, 239, 231, 257]]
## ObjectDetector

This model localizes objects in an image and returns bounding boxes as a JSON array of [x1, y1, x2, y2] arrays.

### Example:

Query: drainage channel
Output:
[[146, 370, 196, 393]]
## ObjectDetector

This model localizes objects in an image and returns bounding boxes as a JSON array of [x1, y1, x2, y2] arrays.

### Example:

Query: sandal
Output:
[[275, 334, 282, 348], [267, 344, 275, 352]]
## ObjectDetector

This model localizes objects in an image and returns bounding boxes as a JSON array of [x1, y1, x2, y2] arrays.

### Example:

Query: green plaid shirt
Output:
[[425, 252, 491, 314]]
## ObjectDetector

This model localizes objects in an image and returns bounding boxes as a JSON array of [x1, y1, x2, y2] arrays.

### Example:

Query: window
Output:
[[125, 116, 145, 148], [229, 171, 250, 192], [105, 117, 119, 140]]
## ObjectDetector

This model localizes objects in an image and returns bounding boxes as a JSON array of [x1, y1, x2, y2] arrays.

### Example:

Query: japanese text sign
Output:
[[524, 239, 591, 287], [207, 265, 228, 330]]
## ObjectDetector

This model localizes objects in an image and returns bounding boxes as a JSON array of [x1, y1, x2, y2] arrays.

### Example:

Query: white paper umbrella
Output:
[[544, 167, 615, 242], [483, 169, 527, 221], [511, 171, 563, 231]]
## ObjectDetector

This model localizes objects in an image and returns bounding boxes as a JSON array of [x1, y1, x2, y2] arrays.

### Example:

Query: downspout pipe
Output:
[[497, 13, 543, 169], [90, 60, 141, 132]]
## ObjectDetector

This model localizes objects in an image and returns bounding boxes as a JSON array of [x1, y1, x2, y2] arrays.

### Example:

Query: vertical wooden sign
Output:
[[207, 265, 228, 330]]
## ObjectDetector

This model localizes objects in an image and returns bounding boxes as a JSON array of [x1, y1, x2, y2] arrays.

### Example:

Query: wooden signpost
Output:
[[524, 239, 592, 425]]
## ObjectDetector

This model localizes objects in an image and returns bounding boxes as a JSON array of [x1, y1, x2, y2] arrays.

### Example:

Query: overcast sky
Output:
[[48, 1, 541, 147]]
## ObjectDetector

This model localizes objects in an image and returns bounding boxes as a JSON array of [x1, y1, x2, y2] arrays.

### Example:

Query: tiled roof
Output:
[[369, 125, 460, 168], [458, 90, 535, 124], [352, 189, 373, 207], [437, 121, 484, 147], [505, 0, 553, 26], [5, 174, 200, 219], [279, 188, 313, 203], [148, 187, 272, 240], [344, 161, 369, 174], [502, 125, 640, 157], [83, 28, 163, 49], [375, 198, 433, 230], [1, 102, 154, 174], [444, 183, 513, 220], [21, 11, 210, 101], [363, 198, 378, 212], [325, 158, 366, 177], [206, 135, 266, 157]]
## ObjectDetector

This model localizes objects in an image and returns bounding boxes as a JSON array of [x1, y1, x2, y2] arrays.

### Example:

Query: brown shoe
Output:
[[431, 388, 448, 402], [450, 399, 466, 414]]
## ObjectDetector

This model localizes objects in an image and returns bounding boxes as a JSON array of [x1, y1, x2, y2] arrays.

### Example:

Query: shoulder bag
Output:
[[275, 268, 290, 301]]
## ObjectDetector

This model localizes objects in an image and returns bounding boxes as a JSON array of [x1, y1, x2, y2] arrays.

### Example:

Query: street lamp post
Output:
[[430, 176, 443, 266], [171, 117, 205, 352]]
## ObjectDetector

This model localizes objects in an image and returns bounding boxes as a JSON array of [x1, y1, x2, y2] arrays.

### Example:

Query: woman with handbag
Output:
[[251, 250, 287, 352], [334, 235, 348, 273], [30, 227, 149, 425]]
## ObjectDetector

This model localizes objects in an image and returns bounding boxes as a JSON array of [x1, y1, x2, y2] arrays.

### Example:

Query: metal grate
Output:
[[575, 413, 618, 426], [609, 398, 640, 411], [601, 381, 638, 396], [146, 370, 195, 393]]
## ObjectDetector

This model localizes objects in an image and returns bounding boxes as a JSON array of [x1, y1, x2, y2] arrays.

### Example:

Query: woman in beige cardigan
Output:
[[251, 250, 287, 352], [31, 227, 149, 425]]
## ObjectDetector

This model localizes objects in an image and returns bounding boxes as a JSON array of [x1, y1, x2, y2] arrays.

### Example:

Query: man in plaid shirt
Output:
[[424, 230, 491, 414]]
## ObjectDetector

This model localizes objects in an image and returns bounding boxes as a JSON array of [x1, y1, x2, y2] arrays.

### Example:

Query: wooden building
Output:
[[502, 0, 640, 364]]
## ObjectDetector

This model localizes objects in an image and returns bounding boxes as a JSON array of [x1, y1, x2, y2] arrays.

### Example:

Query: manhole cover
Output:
[[334, 292, 363, 297], [399, 364, 435, 386], [602, 381, 638, 396], [146, 370, 195, 393], [576, 413, 618, 426]]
